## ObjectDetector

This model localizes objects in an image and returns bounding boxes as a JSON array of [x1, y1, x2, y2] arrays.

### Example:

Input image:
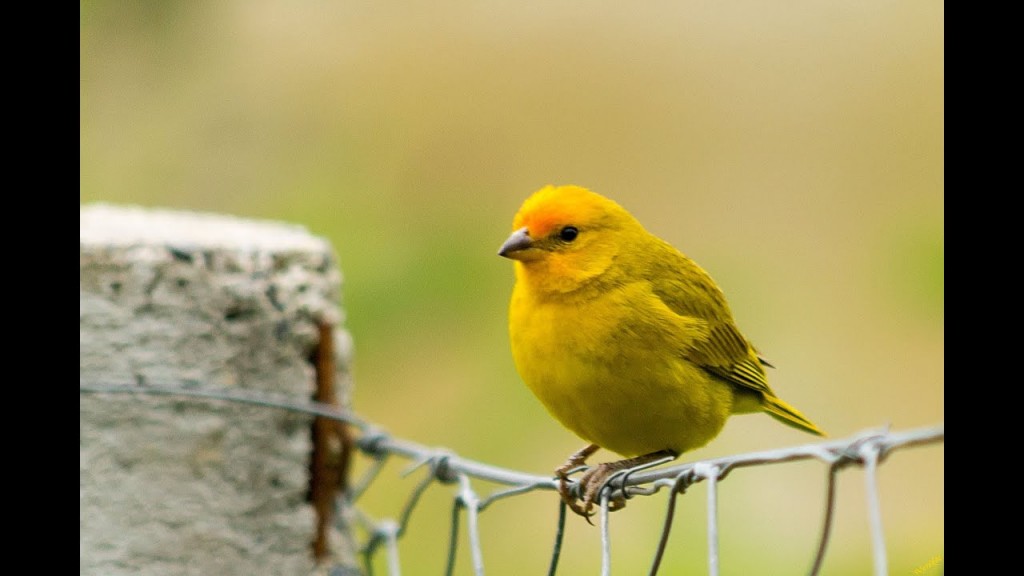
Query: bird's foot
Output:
[[555, 444, 614, 520], [556, 448, 678, 522], [557, 464, 627, 521]]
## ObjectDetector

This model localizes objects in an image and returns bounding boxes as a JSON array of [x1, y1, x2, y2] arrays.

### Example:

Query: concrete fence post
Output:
[[80, 204, 357, 575]]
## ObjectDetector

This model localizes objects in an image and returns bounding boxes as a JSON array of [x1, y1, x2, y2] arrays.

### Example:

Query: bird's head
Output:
[[499, 185, 641, 294]]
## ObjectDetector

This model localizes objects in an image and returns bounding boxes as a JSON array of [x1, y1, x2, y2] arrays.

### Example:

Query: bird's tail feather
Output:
[[763, 395, 826, 437]]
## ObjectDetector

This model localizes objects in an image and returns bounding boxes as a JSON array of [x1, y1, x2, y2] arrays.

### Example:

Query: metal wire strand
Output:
[[444, 498, 461, 576], [649, 487, 678, 576], [79, 381, 371, 429], [547, 500, 567, 576], [861, 442, 888, 576], [394, 461, 442, 539], [360, 519, 401, 576], [349, 451, 390, 503], [459, 475, 486, 576], [809, 463, 840, 576], [444, 475, 486, 576], [600, 490, 613, 576], [476, 480, 555, 512], [692, 463, 721, 576]]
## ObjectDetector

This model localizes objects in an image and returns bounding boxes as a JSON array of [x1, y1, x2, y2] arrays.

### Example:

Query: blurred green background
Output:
[[81, 1, 943, 574]]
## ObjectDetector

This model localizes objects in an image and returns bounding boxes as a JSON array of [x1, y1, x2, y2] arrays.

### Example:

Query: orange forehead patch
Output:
[[513, 185, 613, 238], [516, 206, 571, 239]]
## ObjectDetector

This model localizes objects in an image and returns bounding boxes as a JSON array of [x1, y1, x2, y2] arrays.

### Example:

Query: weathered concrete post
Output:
[[80, 204, 357, 575]]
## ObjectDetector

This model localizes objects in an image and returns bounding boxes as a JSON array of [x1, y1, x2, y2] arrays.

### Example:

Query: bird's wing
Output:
[[689, 323, 772, 396], [647, 255, 773, 397]]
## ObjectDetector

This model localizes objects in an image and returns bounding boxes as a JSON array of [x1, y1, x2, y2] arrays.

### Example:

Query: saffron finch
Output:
[[498, 185, 825, 517]]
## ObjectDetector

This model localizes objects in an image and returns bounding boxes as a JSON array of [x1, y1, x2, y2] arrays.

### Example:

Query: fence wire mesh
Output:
[[80, 382, 944, 576]]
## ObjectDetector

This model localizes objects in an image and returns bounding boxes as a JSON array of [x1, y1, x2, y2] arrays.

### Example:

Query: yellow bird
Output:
[[498, 185, 824, 517]]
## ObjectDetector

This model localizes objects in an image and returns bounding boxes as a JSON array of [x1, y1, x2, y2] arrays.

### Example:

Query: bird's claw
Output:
[[557, 475, 594, 519], [557, 464, 627, 522]]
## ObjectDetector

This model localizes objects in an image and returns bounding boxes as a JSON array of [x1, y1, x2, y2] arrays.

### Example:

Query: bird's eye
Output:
[[559, 226, 579, 242]]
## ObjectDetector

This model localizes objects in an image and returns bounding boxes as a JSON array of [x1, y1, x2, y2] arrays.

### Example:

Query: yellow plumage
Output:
[[499, 184, 824, 515]]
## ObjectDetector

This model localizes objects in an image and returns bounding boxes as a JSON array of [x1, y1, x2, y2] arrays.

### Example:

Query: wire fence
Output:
[[80, 382, 944, 576]]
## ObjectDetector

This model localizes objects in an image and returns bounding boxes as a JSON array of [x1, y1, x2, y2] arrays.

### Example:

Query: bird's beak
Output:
[[498, 227, 533, 259]]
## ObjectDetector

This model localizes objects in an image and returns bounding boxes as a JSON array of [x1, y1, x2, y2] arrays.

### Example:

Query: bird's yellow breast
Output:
[[509, 277, 736, 457]]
